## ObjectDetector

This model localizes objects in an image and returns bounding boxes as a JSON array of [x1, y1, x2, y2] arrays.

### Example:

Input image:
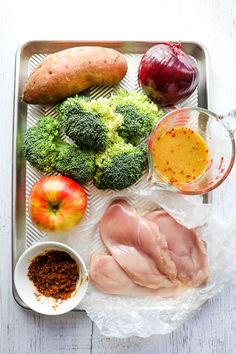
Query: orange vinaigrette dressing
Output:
[[152, 127, 209, 185]]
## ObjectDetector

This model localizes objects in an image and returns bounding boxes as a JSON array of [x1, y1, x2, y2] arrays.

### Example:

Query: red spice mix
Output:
[[28, 250, 79, 300]]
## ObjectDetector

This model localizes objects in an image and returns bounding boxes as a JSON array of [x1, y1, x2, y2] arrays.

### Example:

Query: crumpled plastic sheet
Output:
[[46, 178, 236, 338]]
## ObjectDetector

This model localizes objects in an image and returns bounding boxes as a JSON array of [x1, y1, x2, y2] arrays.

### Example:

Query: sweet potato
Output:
[[22, 46, 128, 105]]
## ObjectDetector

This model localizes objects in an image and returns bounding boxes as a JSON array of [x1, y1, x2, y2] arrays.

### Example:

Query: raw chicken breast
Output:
[[90, 253, 184, 297], [145, 210, 208, 287], [99, 200, 177, 289]]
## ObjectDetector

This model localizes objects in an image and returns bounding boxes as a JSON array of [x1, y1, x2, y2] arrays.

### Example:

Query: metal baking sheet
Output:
[[12, 40, 210, 309]]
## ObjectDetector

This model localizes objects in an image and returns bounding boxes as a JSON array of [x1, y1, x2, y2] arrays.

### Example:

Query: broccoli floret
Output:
[[57, 95, 122, 152], [23, 116, 62, 174], [56, 145, 95, 184], [110, 90, 164, 145], [23, 116, 95, 184], [116, 105, 153, 145], [94, 138, 147, 190]]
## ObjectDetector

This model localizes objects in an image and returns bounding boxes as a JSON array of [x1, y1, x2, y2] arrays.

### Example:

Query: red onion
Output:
[[138, 42, 199, 107]]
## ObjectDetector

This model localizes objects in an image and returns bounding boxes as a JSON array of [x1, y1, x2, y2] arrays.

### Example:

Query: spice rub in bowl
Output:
[[14, 241, 88, 315], [28, 250, 79, 301]]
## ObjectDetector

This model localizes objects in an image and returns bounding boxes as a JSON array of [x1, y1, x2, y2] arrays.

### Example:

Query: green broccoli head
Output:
[[57, 95, 90, 118], [110, 90, 164, 145], [94, 138, 147, 190], [116, 105, 153, 145], [23, 116, 61, 174], [23, 115, 95, 184], [57, 96, 122, 152], [56, 144, 95, 184]]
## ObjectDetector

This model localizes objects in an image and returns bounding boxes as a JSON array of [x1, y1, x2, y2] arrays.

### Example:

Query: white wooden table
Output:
[[1, 0, 236, 352]]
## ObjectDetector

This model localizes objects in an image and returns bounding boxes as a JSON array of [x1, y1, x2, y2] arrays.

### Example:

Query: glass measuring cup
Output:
[[148, 107, 236, 195]]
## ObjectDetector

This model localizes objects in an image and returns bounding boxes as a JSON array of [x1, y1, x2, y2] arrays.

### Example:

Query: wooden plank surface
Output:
[[1, 0, 236, 353]]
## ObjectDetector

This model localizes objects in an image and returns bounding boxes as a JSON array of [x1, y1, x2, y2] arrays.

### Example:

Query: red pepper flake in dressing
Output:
[[170, 178, 177, 184]]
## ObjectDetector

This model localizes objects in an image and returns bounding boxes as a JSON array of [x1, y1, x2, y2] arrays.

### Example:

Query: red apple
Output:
[[29, 175, 87, 233]]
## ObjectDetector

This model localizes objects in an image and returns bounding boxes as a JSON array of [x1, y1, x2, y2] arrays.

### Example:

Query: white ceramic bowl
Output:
[[14, 241, 88, 315]]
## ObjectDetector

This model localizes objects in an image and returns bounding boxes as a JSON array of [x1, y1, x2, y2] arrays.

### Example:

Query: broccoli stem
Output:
[[54, 137, 69, 153]]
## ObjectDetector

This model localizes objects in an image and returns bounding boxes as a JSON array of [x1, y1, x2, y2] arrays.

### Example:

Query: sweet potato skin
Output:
[[22, 46, 128, 104]]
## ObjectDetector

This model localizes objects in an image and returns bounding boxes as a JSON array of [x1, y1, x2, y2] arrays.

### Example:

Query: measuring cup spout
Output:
[[216, 109, 236, 134]]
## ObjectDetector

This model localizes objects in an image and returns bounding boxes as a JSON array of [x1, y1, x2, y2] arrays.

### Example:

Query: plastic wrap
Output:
[[45, 178, 236, 338]]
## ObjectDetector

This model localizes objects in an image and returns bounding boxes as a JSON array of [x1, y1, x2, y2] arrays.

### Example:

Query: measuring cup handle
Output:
[[217, 109, 236, 134]]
